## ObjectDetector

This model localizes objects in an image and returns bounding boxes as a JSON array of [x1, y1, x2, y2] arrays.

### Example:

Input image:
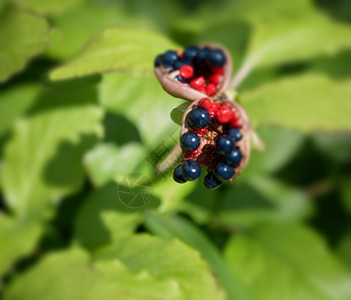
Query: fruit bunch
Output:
[[154, 46, 227, 97], [154, 44, 251, 189]]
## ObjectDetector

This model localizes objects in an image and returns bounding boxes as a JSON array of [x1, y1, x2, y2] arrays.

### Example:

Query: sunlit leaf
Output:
[[11, 0, 83, 15], [49, 28, 179, 80], [241, 74, 351, 132], [224, 222, 351, 300], [2, 80, 103, 220], [0, 215, 42, 276], [0, 7, 49, 82]]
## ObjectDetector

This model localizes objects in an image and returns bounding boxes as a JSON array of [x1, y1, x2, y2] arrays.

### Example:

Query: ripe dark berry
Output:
[[188, 107, 211, 129], [216, 135, 235, 155], [174, 75, 186, 83], [203, 172, 222, 189], [214, 162, 234, 181], [173, 60, 187, 70], [173, 164, 187, 183], [207, 49, 226, 67], [183, 45, 199, 61], [180, 132, 200, 151], [224, 147, 242, 166], [154, 54, 163, 67], [182, 160, 201, 181], [163, 50, 179, 67], [227, 128, 242, 141], [196, 46, 210, 63]]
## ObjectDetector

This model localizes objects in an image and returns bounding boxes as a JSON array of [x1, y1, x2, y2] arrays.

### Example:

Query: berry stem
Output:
[[156, 142, 182, 174]]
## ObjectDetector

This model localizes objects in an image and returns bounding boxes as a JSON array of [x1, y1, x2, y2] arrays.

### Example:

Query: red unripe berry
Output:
[[179, 65, 194, 79], [190, 76, 205, 91], [212, 67, 224, 74], [230, 118, 242, 128], [193, 127, 207, 135], [184, 149, 199, 157], [198, 98, 219, 118], [209, 73, 222, 86], [216, 104, 233, 123], [175, 49, 183, 59], [206, 83, 217, 96]]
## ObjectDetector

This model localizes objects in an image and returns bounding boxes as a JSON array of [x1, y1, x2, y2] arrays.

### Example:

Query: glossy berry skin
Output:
[[216, 135, 235, 155], [214, 162, 234, 181], [163, 50, 179, 67], [196, 47, 210, 63], [174, 75, 186, 83], [183, 45, 199, 61], [154, 54, 163, 67], [203, 172, 222, 189], [182, 160, 201, 181], [224, 147, 242, 166], [180, 132, 200, 151], [173, 164, 187, 183], [227, 128, 242, 141], [207, 49, 226, 67], [173, 60, 187, 70], [188, 107, 211, 129]]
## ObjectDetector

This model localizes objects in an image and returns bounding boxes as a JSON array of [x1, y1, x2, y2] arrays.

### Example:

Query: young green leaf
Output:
[[11, 0, 83, 15], [0, 7, 49, 82], [224, 222, 351, 300], [49, 28, 179, 80]]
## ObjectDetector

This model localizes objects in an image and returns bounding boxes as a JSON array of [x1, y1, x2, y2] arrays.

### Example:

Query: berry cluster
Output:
[[173, 97, 245, 189], [154, 46, 226, 96]]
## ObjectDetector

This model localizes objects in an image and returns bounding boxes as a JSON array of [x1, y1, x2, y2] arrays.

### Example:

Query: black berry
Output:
[[183, 45, 199, 61], [154, 54, 163, 67], [182, 160, 201, 181], [204, 172, 222, 189], [227, 128, 242, 141], [216, 135, 234, 155], [163, 50, 179, 67], [207, 49, 226, 68], [214, 162, 234, 181], [188, 107, 211, 129], [224, 147, 242, 166], [180, 132, 200, 151], [173, 164, 187, 183]]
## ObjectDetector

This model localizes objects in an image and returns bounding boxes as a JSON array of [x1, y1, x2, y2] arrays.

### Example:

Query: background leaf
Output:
[[224, 222, 351, 300], [0, 7, 50, 82], [2, 80, 103, 220], [49, 28, 179, 80], [240, 74, 351, 132]]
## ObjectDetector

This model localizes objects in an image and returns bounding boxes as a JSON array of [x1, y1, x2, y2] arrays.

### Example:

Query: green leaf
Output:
[[84, 73, 184, 186], [0, 7, 50, 82], [84, 142, 145, 187], [224, 222, 351, 300], [217, 176, 313, 228], [74, 182, 145, 252], [171, 102, 190, 126], [0, 215, 42, 276], [241, 74, 351, 132], [244, 12, 351, 69], [96, 234, 223, 300], [4, 246, 180, 300], [2, 80, 103, 220], [49, 28, 179, 80], [242, 126, 305, 178], [11, 0, 83, 15], [0, 84, 39, 138], [145, 213, 253, 300]]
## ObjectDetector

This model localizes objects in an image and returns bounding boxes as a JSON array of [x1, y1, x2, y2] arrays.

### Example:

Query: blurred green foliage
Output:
[[0, 0, 351, 299]]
